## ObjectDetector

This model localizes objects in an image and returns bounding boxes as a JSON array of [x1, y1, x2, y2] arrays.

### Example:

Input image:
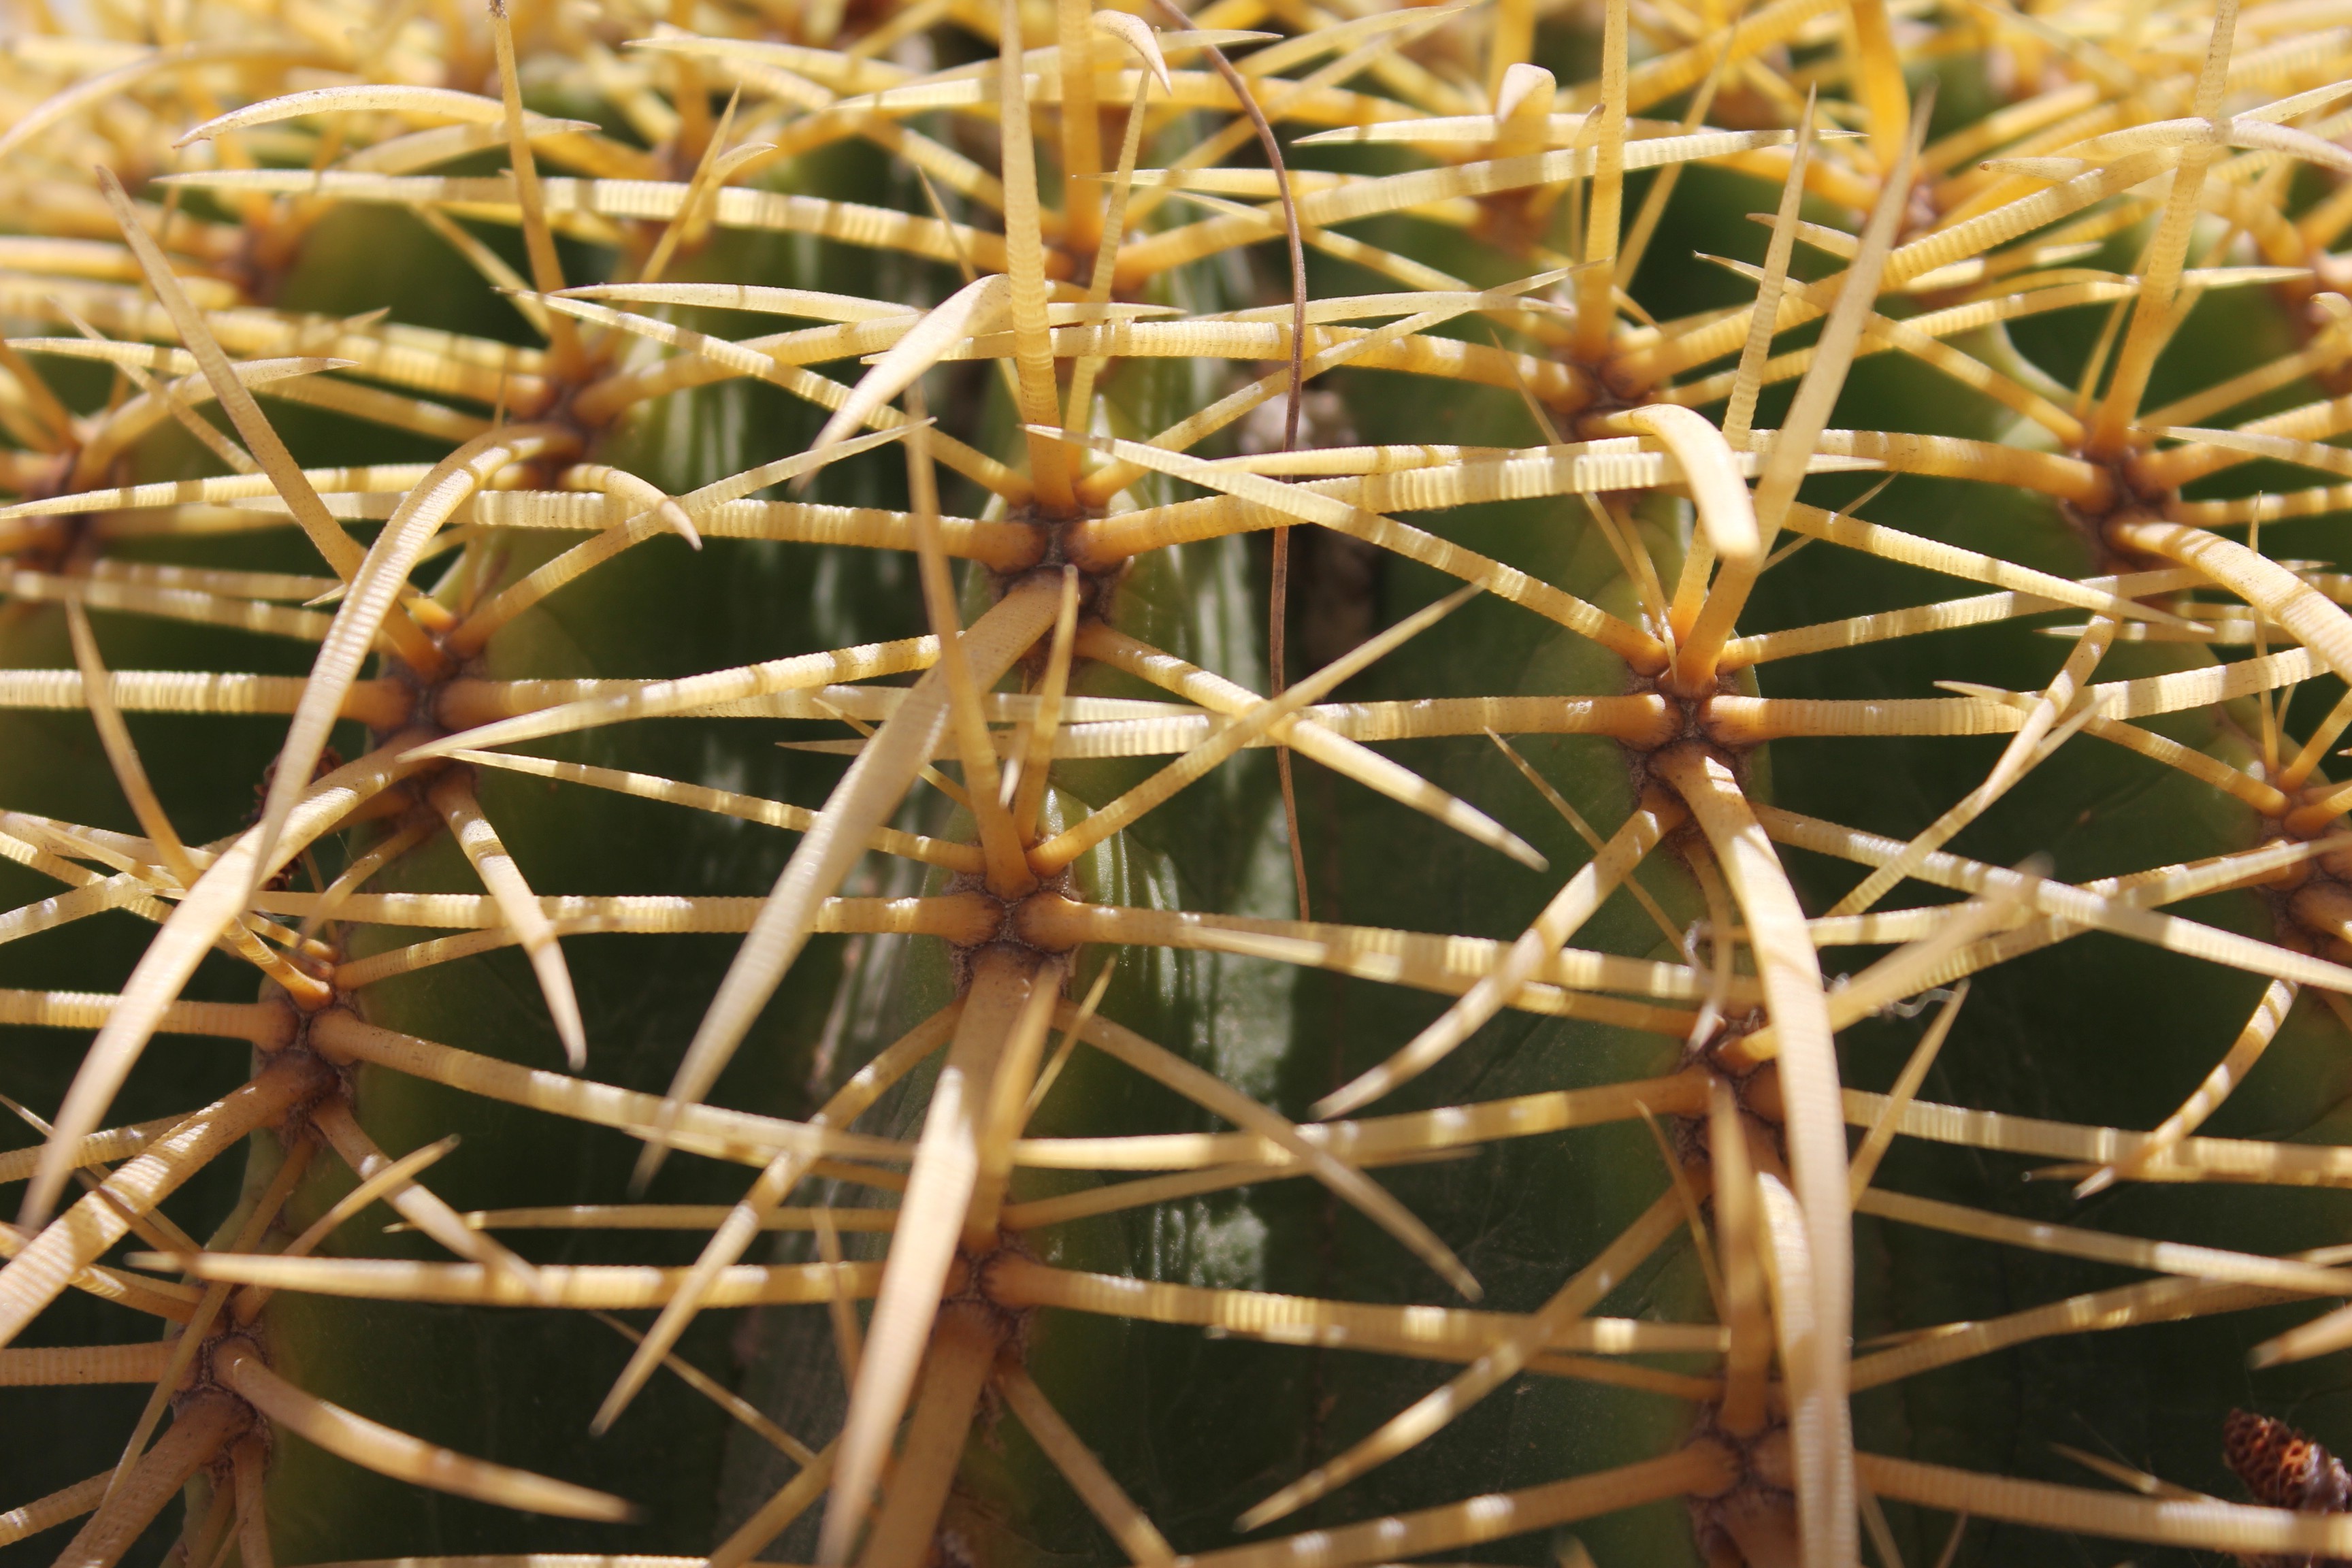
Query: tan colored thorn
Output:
[[174, 84, 595, 146], [591, 1002, 960, 1437], [1843, 0, 1910, 169], [418, 641, 940, 759], [904, 386, 1030, 896], [1011, 568, 1083, 844], [1714, 90, 1813, 468], [93, 171, 372, 589], [1060, 1005, 1480, 1298], [214, 1339, 634, 1520], [1683, 101, 1926, 692], [1848, 982, 1970, 1198], [1683, 841, 1737, 1049], [1022, 959, 1115, 1123], [1858, 1448, 2352, 1556], [1775, 801, 2352, 988], [7, 564, 334, 644], [1622, 404, 1759, 693], [312, 1100, 543, 1294], [0, 335, 76, 453], [97, 1135, 314, 1506], [1709, 1076, 1774, 1436], [2076, 975, 2300, 1200], [1831, 623, 2114, 921], [1063, 25, 1160, 432], [1486, 0, 1536, 97], [1177, 1446, 1732, 1568], [299, 816, 446, 938], [444, 463, 717, 657], [709, 1444, 838, 1568], [1002, 1151, 1461, 1231], [1630, 147, 2172, 387], [1055, 0, 1103, 255], [635, 576, 1059, 1194], [1114, 124, 1814, 289], [1017, 1068, 1707, 1172], [2279, 681, 2352, 794], [325, 897, 1000, 990], [307, 1011, 906, 1168], [0, 1471, 109, 1548], [1490, 723, 1676, 923], [636, 87, 754, 287], [50, 311, 260, 480], [1637, 1098, 1727, 1316], [1752, 1173, 1826, 1565], [428, 770, 586, 1066], [1017, 896, 1718, 1031], [1315, 789, 1684, 1119], [280, 888, 1002, 937], [2087, 0, 2240, 455], [485, 0, 578, 372], [1237, 1187, 1684, 1529], [394, 1205, 896, 1235], [172, 1484, 238, 1568], [966, 956, 1067, 1245], [1571, 0, 1626, 362], [1721, 553, 2200, 671], [142, 1250, 892, 1309], [231, 1136, 451, 1326], [59, 602, 331, 1004], [1617, 14, 1743, 297], [1858, 1185, 2352, 1297], [540, 294, 1030, 500], [1072, 270, 1572, 513], [230, 1437, 272, 1568], [1051, 429, 1669, 668], [987, 1254, 1725, 1361], [254, 421, 568, 927], [0, 1343, 172, 1386], [812, 1208, 864, 1394], [1076, 623, 1546, 868], [813, 274, 1009, 457], [0, 990, 280, 1049], [592, 1312, 816, 1463], [2255, 1294, 2352, 1365], [0, 1213, 201, 1318], [1028, 585, 1482, 873], [818, 949, 1040, 1565], [808, 696, 975, 813], [1490, 63, 1556, 164], [998, 1363, 1174, 1563], [2112, 516, 2352, 697], [1112, 8, 1467, 250], [48, 1394, 246, 1568], [0, 1050, 331, 1349], [851, 1303, 1003, 1568], [993, 0, 1073, 510], [1656, 745, 1852, 1568], [451, 751, 981, 873]]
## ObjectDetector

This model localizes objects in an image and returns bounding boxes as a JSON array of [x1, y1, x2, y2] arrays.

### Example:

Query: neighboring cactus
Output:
[[15, 1, 2352, 1567]]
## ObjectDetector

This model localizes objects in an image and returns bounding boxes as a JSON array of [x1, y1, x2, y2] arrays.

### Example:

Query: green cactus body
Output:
[[251, 146, 954, 1564], [24, 5, 2352, 1568]]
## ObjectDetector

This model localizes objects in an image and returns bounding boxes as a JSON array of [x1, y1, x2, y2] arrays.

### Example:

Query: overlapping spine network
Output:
[[20, 0, 2352, 1562]]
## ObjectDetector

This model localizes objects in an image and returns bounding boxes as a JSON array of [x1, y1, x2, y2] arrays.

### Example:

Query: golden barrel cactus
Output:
[[9, 0, 2352, 1564]]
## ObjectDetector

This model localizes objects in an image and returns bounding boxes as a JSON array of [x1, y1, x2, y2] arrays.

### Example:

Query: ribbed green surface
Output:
[[14, 34, 2352, 1568]]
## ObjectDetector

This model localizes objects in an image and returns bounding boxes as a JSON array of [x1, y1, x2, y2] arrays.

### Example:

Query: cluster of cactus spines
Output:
[[16, 0, 2352, 1563]]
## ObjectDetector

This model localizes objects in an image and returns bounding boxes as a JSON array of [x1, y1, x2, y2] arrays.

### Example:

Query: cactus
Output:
[[13, 0, 2352, 1565]]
